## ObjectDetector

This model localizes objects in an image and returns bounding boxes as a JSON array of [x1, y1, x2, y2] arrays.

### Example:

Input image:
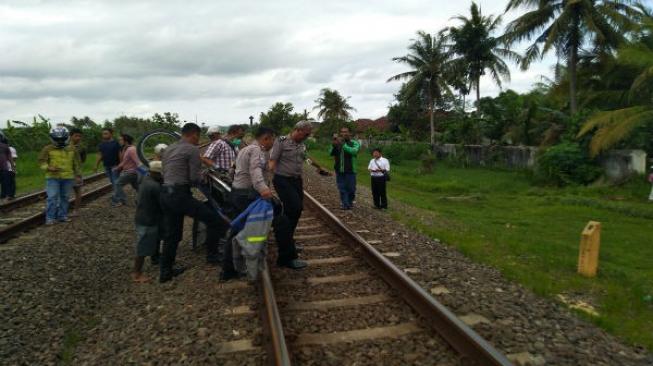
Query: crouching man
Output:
[[132, 161, 164, 283], [220, 127, 301, 281]]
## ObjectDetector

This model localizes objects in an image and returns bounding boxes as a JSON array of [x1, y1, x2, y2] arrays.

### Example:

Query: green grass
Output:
[[311, 147, 653, 349], [57, 327, 82, 365], [14, 152, 99, 195]]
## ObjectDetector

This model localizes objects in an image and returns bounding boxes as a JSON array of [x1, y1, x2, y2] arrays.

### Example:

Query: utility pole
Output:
[[249, 115, 254, 127]]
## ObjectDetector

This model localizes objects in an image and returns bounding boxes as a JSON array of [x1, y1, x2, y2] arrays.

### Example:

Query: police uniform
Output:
[[269, 135, 306, 246], [222, 141, 297, 276], [159, 140, 229, 283]]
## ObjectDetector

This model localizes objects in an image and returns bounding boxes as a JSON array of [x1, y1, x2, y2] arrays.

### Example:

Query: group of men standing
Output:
[[144, 121, 325, 283]]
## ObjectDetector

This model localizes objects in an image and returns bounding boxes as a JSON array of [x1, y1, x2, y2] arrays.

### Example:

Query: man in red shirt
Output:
[[111, 134, 140, 207]]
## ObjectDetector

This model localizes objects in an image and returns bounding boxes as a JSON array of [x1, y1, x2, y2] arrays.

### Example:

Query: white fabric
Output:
[[154, 143, 168, 156], [207, 126, 221, 135], [368, 157, 390, 177], [7, 146, 16, 171]]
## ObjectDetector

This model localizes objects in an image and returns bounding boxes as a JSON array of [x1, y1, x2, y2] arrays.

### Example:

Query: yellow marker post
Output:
[[578, 221, 601, 277]]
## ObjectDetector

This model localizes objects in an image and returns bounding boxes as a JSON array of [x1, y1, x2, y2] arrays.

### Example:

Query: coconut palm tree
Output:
[[578, 18, 653, 156], [504, 0, 642, 114], [447, 2, 521, 107], [313, 88, 356, 122], [388, 31, 453, 148]]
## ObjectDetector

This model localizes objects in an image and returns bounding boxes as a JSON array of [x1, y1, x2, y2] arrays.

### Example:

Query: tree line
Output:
[[3, 112, 182, 153], [387, 0, 652, 157], [5, 0, 653, 184]]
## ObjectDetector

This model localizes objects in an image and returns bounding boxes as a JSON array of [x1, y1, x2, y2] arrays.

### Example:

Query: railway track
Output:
[[0, 164, 511, 364], [217, 190, 512, 365], [0, 172, 113, 243]]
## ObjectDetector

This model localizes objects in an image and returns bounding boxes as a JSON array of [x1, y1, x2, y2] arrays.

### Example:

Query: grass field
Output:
[[13, 151, 99, 195], [310, 147, 653, 350]]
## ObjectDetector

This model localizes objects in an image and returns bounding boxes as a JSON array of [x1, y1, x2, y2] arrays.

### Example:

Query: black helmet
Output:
[[50, 126, 70, 148]]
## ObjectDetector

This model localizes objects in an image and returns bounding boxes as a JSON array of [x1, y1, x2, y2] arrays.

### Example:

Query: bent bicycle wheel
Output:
[[136, 129, 180, 167]]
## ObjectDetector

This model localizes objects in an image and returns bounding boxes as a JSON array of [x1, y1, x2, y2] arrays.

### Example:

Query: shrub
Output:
[[420, 152, 436, 174], [380, 143, 430, 164], [534, 142, 602, 186]]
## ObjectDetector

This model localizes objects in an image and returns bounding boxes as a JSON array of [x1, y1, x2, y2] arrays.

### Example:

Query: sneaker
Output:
[[159, 266, 186, 283], [277, 259, 308, 270], [172, 266, 186, 277], [111, 202, 124, 207], [45, 220, 56, 226], [59, 217, 72, 223], [219, 270, 245, 282], [159, 273, 172, 283]]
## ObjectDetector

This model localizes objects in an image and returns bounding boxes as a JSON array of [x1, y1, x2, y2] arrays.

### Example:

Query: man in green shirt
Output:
[[329, 126, 361, 210], [37, 126, 82, 225]]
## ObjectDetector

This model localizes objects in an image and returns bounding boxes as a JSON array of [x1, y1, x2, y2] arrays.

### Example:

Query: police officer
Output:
[[269, 121, 327, 264], [159, 123, 229, 283], [219, 127, 300, 279]]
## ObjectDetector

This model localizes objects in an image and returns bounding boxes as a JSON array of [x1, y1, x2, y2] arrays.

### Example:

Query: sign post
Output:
[[578, 221, 601, 277]]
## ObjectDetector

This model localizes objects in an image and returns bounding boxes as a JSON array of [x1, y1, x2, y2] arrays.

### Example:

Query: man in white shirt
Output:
[[6, 145, 17, 200], [367, 148, 390, 209]]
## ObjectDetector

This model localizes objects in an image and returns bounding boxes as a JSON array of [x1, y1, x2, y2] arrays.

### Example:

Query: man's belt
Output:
[[275, 174, 302, 179], [162, 184, 191, 194], [232, 187, 258, 195]]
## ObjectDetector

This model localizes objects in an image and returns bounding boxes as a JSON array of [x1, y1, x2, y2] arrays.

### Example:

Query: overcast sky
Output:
[[0, 0, 566, 127]]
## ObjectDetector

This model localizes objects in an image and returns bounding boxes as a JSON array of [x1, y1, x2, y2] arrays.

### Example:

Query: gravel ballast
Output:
[[303, 169, 652, 366], [3, 169, 652, 365], [1, 192, 265, 365]]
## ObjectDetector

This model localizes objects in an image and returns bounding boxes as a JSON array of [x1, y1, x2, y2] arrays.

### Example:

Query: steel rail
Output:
[[302, 190, 513, 366], [0, 172, 106, 213], [260, 266, 292, 366], [0, 182, 113, 243]]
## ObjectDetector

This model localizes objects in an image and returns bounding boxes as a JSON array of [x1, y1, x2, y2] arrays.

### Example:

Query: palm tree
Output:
[[260, 102, 301, 132], [504, 0, 642, 115], [578, 18, 653, 156], [388, 31, 453, 148], [313, 88, 356, 122], [447, 2, 520, 107]]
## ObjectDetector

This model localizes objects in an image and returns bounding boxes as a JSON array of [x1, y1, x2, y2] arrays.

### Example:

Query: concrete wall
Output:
[[361, 140, 649, 180], [436, 144, 538, 169], [601, 150, 648, 182]]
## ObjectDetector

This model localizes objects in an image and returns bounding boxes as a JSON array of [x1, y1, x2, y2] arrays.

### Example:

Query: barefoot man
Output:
[[132, 161, 164, 283]]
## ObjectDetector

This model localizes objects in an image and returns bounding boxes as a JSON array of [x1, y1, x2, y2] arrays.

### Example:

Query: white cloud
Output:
[[0, 0, 561, 127]]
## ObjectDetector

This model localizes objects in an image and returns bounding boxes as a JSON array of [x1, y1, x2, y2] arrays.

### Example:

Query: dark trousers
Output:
[[0, 170, 14, 199], [371, 176, 387, 209], [336, 172, 356, 208], [273, 175, 303, 240], [160, 186, 228, 278], [222, 189, 297, 272]]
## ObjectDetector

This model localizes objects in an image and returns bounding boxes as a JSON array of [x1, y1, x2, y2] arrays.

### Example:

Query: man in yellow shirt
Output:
[[37, 126, 82, 225]]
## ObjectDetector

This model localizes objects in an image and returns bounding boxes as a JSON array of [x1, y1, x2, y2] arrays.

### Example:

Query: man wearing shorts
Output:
[[132, 161, 164, 283]]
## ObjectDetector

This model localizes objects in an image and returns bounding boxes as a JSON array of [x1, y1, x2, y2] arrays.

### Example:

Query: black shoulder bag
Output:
[[373, 159, 390, 182]]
